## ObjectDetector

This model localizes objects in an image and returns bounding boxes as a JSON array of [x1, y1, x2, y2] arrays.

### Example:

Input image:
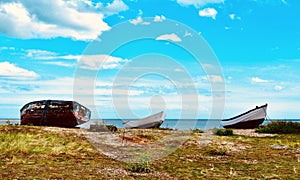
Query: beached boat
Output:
[[20, 100, 91, 128], [123, 111, 165, 129], [221, 104, 268, 129]]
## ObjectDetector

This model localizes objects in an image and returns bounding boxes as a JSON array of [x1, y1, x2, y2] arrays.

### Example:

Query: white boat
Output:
[[221, 104, 268, 129], [123, 111, 165, 129]]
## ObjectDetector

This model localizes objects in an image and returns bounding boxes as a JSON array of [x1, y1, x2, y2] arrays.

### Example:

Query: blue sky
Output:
[[0, 0, 299, 119]]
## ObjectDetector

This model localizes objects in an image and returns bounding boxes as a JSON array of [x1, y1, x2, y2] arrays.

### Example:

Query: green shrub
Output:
[[256, 121, 300, 134], [106, 125, 118, 132], [126, 160, 151, 173], [192, 128, 203, 133], [156, 127, 174, 131], [214, 128, 233, 136]]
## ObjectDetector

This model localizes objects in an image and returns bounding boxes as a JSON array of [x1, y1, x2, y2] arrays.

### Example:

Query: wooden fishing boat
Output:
[[20, 100, 91, 128], [221, 104, 268, 129], [123, 111, 165, 129]]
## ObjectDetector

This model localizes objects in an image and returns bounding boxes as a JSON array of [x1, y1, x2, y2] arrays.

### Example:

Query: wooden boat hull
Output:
[[123, 111, 165, 129], [20, 100, 91, 128], [221, 104, 267, 129], [222, 118, 265, 129]]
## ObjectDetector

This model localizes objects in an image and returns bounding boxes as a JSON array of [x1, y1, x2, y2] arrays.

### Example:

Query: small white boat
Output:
[[123, 111, 165, 129], [221, 104, 268, 129]]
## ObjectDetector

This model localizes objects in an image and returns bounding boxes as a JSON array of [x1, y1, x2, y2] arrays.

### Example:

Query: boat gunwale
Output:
[[123, 111, 165, 129], [221, 104, 267, 122], [20, 100, 90, 112]]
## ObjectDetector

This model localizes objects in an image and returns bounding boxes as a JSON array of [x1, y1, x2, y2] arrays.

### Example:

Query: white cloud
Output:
[[229, 13, 241, 20], [154, 15, 166, 22], [274, 85, 283, 91], [129, 16, 143, 25], [0, 1, 112, 41], [184, 31, 192, 37], [0, 61, 39, 79], [98, 0, 129, 16], [66, 0, 128, 15], [156, 33, 182, 42], [78, 55, 129, 70], [129, 16, 150, 25], [25, 49, 58, 60], [225, 26, 232, 30], [138, 9, 143, 16], [251, 77, 269, 83], [0, 46, 15, 51], [199, 8, 218, 20], [177, 0, 224, 8], [42, 61, 76, 67]]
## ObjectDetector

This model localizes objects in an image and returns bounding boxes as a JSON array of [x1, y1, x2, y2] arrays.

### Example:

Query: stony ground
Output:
[[0, 125, 299, 179]]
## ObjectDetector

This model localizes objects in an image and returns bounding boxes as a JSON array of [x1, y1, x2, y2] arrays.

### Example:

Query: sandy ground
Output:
[[231, 129, 276, 137]]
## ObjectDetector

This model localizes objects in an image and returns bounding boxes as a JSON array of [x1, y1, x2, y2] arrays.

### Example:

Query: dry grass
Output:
[[1, 125, 299, 179]]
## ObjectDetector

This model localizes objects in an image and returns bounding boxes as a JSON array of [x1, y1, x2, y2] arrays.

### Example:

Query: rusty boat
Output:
[[20, 100, 91, 128]]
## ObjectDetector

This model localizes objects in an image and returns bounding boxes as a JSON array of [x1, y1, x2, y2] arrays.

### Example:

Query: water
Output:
[[101, 119, 222, 130], [0, 119, 20, 125], [1, 118, 300, 130]]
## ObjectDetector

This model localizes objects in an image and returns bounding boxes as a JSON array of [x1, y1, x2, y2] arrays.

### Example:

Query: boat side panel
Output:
[[20, 100, 91, 127], [123, 111, 165, 129], [124, 121, 163, 129], [223, 118, 265, 129], [222, 104, 267, 121], [221, 106, 267, 126]]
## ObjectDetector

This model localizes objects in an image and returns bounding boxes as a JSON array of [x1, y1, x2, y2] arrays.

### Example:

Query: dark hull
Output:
[[20, 100, 90, 128], [21, 112, 79, 128], [223, 118, 265, 129]]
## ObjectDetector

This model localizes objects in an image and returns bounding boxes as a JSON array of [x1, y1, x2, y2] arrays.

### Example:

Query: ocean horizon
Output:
[[1, 118, 300, 130]]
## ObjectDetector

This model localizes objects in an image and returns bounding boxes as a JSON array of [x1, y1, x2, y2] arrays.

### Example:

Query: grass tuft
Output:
[[192, 128, 203, 133], [205, 147, 227, 156], [214, 128, 233, 136], [126, 161, 151, 173]]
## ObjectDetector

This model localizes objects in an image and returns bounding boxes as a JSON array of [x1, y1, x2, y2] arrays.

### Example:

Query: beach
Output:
[[0, 125, 299, 179]]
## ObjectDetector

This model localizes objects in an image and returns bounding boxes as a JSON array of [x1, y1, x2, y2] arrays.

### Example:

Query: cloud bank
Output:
[[177, 0, 224, 8], [0, 0, 128, 41], [199, 8, 218, 19], [156, 33, 182, 42], [0, 61, 39, 79]]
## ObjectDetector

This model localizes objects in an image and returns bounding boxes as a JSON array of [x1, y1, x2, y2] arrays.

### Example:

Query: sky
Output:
[[0, 0, 299, 120]]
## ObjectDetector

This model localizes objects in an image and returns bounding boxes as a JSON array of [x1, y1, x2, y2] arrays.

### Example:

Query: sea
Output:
[[1, 118, 300, 130]]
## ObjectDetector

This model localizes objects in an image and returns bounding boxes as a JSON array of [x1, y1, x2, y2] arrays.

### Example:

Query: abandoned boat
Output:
[[221, 104, 268, 129], [20, 100, 91, 128], [123, 111, 165, 129]]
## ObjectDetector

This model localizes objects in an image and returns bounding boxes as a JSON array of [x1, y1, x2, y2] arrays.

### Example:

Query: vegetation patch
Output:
[[214, 128, 234, 136], [157, 127, 174, 131], [1, 125, 300, 179], [256, 121, 300, 134], [192, 128, 203, 133], [205, 147, 227, 156], [126, 160, 151, 173]]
